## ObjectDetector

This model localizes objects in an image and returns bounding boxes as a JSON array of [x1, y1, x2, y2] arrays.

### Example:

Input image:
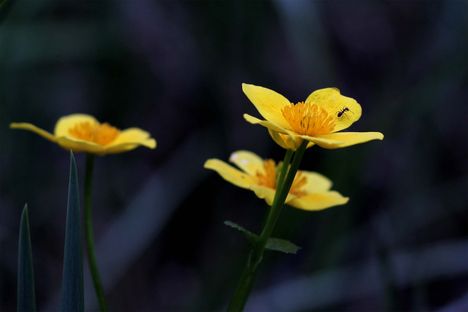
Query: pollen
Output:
[[282, 102, 335, 136], [68, 121, 120, 146], [256, 159, 307, 196], [256, 159, 277, 189]]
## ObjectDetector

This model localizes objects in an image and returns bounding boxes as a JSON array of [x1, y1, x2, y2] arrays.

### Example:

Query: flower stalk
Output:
[[83, 154, 107, 312], [227, 141, 308, 311]]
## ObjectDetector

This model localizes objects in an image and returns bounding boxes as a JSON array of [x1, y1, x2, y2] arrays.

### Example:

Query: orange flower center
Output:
[[282, 102, 335, 136], [68, 122, 120, 146], [256, 160, 277, 189], [256, 160, 307, 196]]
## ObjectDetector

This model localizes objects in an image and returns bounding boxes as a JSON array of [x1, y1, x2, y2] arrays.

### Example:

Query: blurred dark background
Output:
[[1, 0, 467, 311]]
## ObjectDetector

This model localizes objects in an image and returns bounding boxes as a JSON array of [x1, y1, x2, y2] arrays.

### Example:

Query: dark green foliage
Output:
[[224, 220, 300, 254], [17, 204, 36, 312], [224, 220, 258, 244], [60, 152, 84, 312], [266, 238, 301, 255]]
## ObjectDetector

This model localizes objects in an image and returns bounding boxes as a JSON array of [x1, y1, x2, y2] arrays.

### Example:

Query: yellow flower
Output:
[[242, 83, 384, 150], [204, 150, 349, 211], [10, 114, 156, 155]]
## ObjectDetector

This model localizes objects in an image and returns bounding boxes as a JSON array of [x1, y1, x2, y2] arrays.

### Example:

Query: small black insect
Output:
[[337, 107, 350, 117]]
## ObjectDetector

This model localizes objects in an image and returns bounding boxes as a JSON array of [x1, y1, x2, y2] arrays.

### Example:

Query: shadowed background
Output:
[[1, 0, 467, 311]]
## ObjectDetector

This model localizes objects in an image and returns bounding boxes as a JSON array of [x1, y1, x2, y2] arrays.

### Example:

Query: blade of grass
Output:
[[60, 152, 84, 312], [17, 204, 36, 312]]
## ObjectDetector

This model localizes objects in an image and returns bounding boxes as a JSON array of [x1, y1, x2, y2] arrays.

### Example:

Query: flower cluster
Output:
[[10, 83, 384, 311], [205, 83, 384, 212]]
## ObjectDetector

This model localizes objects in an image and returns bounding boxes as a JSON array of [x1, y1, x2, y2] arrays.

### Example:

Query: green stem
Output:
[[227, 141, 308, 311], [258, 150, 294, 230], [84, 154, 107, 312], [276, 149, 294, 188]]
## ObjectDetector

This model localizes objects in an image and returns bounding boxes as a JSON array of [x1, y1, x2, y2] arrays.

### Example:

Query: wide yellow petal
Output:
[[204, 159, 256, 189], [249, 185, 276, 205], [56, 135, 137, 155], [101, 143, 140, 154], [288, 191, 349, 211], [100, 142, 155, 155], [268, 129, 306, 150], [229, 150, 263, 175], [300, 171, 332, 193], [55, 137, 106, 154], [250, 185, 296, 206], [10, 122, 57, 142], [107, 128, 156, 149], [243, 114, 290, 134], [57, 135, 154, 155], [305, 88, 362, 132], [242, 83, 291, 129], [54, 114, 98, 137], [302, 132, 384, 149]]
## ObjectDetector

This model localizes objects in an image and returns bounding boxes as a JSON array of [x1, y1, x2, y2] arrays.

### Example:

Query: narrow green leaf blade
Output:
[[17, 204, 36, 312], [224, 220, 258, 243], [60, 152, 84, 312], [266, 238, 301, 254]]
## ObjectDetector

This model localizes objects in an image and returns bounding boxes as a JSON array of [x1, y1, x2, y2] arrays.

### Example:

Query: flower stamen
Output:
[[256, 159, 307, 196], [282, 102, 335, 136], [68, 122, 120, 146], [256, 159, 277, 189]]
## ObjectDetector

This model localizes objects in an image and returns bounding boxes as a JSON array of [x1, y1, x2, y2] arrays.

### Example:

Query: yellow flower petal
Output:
[[302, 132, 384, 149], [300, 171, 332, 193], [229, 150, 264, 175], [107, 128, 157, 149], [246, 115, 314, 151], [305, 88, 362, 132], [54, 114, 98, 137], [95, 142, 154, 155], [288, 191, 349, 211], [243, 114, 290, 134], [242, 83, 291, 129], [10, 122, 56, 143], [99, 129, 156, 154], [55, 129, 156, 155], [250, 185, 276, 205], [56, 137, 106, 154], [268, 130, 305, 150], [250, 185, 296, 206], [204, 159, 256, 189], [103, 143, 140, 154]]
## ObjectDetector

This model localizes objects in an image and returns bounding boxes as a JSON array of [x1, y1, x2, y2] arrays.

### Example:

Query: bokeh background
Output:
[[1, 0, 467, 311]]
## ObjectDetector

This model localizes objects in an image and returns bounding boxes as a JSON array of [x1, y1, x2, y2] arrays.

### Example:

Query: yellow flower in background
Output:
[[10, 114, 156, 155], [242, 83, 384, 150], [204, 150, 348, 211]]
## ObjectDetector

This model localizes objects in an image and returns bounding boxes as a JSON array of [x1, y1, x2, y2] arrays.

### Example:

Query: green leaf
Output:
[[17, 204, 36, 312], [224, 220, 258, 243], [60, 152, 84, 312], [266, 238, 301, 254]]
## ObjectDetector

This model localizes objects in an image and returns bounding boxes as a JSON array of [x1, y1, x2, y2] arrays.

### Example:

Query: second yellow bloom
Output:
[[204, 150, 348, 211]]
